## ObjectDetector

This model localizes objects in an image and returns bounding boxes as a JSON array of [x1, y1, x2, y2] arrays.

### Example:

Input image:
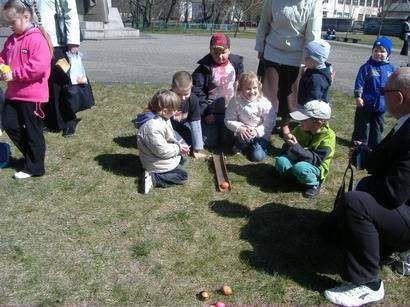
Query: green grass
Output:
[[0, 83, 408, 305], [143, 27, 403, 47]]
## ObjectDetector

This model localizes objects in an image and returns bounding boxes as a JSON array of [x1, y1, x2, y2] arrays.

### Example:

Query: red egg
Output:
[[220, 181, 230, 189]]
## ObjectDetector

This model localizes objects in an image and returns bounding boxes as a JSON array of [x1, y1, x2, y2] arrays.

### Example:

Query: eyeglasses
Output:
[[380, 88, 400, 96]]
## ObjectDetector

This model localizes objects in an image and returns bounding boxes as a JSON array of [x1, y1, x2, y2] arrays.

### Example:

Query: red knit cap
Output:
[[210, 33, 230, 49]]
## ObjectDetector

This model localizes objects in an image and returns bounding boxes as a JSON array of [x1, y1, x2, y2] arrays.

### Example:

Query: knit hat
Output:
[[373, 36, 392, 56], [290, 100, 331, 121], [210, 33, 230, 50], [304, 39, 331, 65]]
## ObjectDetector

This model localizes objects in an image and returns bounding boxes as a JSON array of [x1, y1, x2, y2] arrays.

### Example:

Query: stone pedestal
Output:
[[78, 0, 139, 39]]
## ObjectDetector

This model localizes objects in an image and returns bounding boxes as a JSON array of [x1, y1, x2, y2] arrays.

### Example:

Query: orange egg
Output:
[[221, 285, 233, 296]]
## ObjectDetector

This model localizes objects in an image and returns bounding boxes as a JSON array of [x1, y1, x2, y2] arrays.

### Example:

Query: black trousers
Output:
[[44, 47, 76, 131], [323, 184, 410, 284], [2, 99, 46, 176]]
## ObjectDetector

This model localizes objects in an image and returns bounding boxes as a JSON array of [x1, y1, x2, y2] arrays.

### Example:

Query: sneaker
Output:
[[13, 171, 32, 180], [303, 184, 321, 198], [324, 282, 384, 307], [139, 171, 153, 194], [62, 126, 75, 138], [232, 145, 241, 155], [395, 249, 410, 275]]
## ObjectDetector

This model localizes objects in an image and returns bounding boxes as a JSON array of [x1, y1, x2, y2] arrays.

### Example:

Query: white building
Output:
[[323, 0, 380, 20], [323, 0, 410, 21]]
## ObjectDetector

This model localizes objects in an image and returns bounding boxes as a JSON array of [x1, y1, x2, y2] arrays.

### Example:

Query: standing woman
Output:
[[36, 0, 80, 137], [400, 16, 410, 67], [255, 0, 323, 137]]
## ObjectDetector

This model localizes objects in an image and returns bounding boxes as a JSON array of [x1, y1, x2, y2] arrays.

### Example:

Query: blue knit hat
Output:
[[373, 37, 392, 56]]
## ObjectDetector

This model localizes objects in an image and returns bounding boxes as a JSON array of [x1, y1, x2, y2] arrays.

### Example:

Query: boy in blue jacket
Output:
[[192, 33, 244, 148], [352, 37, 395, 149]]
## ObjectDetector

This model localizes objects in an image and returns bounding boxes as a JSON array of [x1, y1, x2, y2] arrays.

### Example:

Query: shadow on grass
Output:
[[113, 135, 138, 149], [226, 162, 302, 193], [336, 136, 352, 148], [94, 153, 142, 177], [210, 200, 341, 292]]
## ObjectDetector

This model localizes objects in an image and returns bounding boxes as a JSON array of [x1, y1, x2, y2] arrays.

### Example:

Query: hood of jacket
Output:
[[134, 110, 156, 129]]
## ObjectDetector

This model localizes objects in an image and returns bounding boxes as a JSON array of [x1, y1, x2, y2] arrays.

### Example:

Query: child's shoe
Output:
[[303, 184, 321, 198], [13, 171, 32, 180], [232, 145, 241, 155], [139, 170, 153, 194], [395, 249, 410, 275]]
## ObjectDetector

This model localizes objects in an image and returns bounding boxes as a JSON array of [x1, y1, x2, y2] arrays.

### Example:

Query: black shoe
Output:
[[303, 184, 321, 198], [62, 126, 76, 137]]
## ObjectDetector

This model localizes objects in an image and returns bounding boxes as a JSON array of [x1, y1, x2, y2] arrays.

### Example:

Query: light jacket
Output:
[[0, 27, 51, 102], [225, 95, 276, 141], [283, 124, 336, 182], [255, 0, 322, 67], [354, 57, 395, 113], [36, 0, 80, 47], [137, 115, 182, 173]]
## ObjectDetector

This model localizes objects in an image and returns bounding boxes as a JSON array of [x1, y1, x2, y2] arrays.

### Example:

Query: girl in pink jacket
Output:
[[0, 0, 52, 179]]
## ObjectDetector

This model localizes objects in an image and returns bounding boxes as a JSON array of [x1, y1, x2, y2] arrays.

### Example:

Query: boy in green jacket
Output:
[[274, 100, 336, 198]]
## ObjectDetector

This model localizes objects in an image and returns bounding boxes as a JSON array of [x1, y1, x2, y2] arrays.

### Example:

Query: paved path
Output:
[[1, 33, 408, 93]]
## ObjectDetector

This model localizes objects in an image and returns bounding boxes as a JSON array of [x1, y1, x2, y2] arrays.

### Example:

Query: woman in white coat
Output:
[[255, 0, 322, 137], [37, 0, 81, 137]]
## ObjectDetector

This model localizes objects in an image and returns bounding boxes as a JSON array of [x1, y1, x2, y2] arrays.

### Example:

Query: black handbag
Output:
[[62, 80, 95, 113], [54, 0, 67, 45], [333, 161, 354, 209]]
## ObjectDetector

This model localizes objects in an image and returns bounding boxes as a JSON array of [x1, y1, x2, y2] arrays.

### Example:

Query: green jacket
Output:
[[286, 124, 336, 182]]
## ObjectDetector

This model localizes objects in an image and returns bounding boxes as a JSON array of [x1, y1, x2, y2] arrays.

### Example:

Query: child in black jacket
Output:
[[192, 33, 244, 148], [298, 39, 333, 107]]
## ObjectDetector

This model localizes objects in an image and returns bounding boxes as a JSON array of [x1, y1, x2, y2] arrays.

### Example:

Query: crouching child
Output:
[[135, 90, 190, 194], [274, 100, 336, 198]]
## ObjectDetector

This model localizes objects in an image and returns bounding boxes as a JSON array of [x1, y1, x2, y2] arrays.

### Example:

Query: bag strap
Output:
[[333, 161, 354, 210]]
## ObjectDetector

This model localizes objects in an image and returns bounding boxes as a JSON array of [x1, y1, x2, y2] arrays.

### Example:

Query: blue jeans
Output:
[[275, 156, 321, 186], [202, 114, 233, 148], [152, 157, 188, 188], [352, 107, 384, 149], [235, 137, 268, 161]]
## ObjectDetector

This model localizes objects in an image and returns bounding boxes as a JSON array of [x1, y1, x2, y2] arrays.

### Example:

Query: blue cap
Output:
[[373, 36, 392, 56]]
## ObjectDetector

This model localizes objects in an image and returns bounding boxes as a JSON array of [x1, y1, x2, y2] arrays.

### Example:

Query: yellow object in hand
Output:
[[1, 65, 11, 73]]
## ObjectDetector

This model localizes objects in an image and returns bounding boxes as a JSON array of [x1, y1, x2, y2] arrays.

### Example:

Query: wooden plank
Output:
[[212, 153, 231, 192]]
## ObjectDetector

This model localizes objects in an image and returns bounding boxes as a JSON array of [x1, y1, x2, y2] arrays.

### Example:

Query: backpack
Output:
[[0, 142, 11, 168]]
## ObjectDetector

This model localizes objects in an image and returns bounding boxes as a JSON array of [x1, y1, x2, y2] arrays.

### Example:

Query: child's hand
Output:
[[2, 71, 12, 81], [193, 151, 208, 160], [247, 128, 257, 137], [180, 145, 190, 156], [285, 133, 298, 146], [355, 97, 364, 108], [238, 127, 253, 140]]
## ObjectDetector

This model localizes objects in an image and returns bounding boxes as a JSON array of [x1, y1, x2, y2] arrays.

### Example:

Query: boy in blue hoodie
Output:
[[352, 37, 395, 149]]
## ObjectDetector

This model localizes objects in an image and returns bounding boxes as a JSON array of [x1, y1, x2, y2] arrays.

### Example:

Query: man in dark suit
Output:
[[323, 67, 410, 307]]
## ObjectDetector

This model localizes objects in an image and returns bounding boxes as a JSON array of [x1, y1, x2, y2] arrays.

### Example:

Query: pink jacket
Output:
[[0, 27, 51, 103]]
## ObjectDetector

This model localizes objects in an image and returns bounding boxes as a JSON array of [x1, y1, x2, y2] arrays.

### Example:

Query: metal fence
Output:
[[142, 21, 238, 32]]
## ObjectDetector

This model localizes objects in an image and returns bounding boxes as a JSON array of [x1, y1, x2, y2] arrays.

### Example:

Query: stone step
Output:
[[82, 27, 140, 40]]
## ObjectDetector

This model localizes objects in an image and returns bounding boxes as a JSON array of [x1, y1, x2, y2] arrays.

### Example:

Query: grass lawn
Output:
[[0, 83, 409, 306], [142, 27, 404, 48]]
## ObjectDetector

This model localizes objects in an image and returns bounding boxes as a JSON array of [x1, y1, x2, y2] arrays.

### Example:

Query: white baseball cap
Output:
[[290, 100, 331, 121]]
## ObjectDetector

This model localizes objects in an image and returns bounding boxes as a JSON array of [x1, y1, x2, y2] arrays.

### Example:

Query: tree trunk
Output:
[[165, 0, 177, 23]]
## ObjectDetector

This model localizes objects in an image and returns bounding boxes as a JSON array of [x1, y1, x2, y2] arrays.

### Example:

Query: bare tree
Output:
[[377, 0, 403, 37]]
